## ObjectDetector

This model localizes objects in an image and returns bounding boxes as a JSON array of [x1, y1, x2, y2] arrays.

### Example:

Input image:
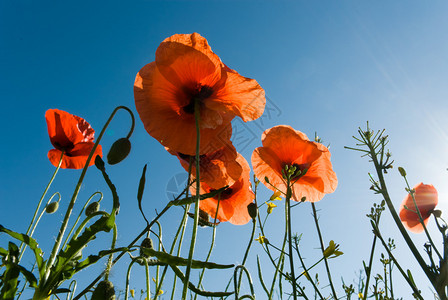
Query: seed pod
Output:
[[140, 237, 153, 257], [247, 203, 257, 219], [45, 202, 59, 214], [107, 138, 131, 165], [91, 280, 116, 300], [85, 202, 100, 216], [398, 167, 407, 177]]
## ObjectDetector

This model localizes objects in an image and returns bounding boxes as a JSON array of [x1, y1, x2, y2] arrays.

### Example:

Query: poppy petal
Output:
[[48, 143, 102, 169], [209, 70, 266, 122]]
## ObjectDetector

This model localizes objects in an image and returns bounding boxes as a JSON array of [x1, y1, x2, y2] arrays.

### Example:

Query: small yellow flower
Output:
[[266, 202, 277, 214], [130, 289, 135, 297], [358, 292, 363, 298], [255, 234, 269, 244], [270, 190, 282, 201], [301, 270, 311, 281], [157, 290, 164, 296], [323, 240, 343, 258]]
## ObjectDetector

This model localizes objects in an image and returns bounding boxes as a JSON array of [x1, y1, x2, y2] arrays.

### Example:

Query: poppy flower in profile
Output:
[[251, 125, 337, 202], [195, 154, 254, 225], [45, 109, 102, 169], [134, 32, 266, 155], [167, 143, 242, 189], [399, 183, 438, 233]]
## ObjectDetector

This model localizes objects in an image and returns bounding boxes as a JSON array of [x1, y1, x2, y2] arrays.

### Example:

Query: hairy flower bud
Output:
[[91, 280, 116, 300], [45, 202, 59, 214], [247, 203, 258, 219], [107, 138, 131, 165], [85, 202, 100, 216], [398, 167, 407, 177], [140, 237, 153, 257]]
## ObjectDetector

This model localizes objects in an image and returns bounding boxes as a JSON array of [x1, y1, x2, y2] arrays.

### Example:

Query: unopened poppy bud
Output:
[[91, 280, 116, 300], [199, 209, 210, 223], [85, 202, 100, 216], [45, 202, 59, 214], [140, 237, 153, 257], [433, 210, 442, 218], [398, 167, 406, 177], [264, 176, 270, 184], [107, 138, 131, 165], [300, 196, 306, 202], [247, 203, 257, 219], [95, 155, 105, 171]]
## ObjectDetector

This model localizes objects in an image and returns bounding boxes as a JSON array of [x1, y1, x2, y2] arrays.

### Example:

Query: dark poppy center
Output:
[[182, 84, 214, 114], [53, 141, 75, 153], [177, 152, 207, 164], [210, 187, 234, 200]]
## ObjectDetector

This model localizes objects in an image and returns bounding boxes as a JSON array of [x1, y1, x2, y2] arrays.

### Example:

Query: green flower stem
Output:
[[154, 206, 190, 299], [18, 151, 64, 263], [124, 258, 138, 300], [293, 238, 325, 300], [194, 198, 221, 300], [43, 106, 133, 284], [145, 260, 151, 300], [311, 202, 337, 300], [286, 182, 298, 300], [233, 265, 255, 298], [104, 223, 118, 281], [182, 99, 202, 299], [371, 222, 423, 299], [362, 234, 377, 300], [61, 191, 103, 250], [236, 215, 257, 293], [171, 206, 190, 300], [367, 139, 436, 284]]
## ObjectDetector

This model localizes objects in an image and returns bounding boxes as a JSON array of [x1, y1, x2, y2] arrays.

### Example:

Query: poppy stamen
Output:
[[283, 163, 309, 181]]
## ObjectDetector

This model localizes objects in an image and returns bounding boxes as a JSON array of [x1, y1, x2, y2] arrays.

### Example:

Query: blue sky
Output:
[[1, 1, 448, 299]]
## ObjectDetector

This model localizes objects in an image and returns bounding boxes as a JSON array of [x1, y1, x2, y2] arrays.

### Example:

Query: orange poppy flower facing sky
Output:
[[195, 154, 254, 225], [167, 142, 242, 189], [134, 33, 266, 155], [45, 109, 102, 169], [252, 125, 337, 202], [399, 182, 438, 233]]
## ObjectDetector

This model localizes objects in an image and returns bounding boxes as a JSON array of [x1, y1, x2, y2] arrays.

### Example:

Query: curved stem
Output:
[[234, 265, 255, 299], [44, 106, 134, 284], [237, 217, 257, 292], [18, 151, 63, 262], [311, 202, 337, 299], [124, 258, 138, 300], [62, 191, 103, 250], [182, 99, 201, 299]]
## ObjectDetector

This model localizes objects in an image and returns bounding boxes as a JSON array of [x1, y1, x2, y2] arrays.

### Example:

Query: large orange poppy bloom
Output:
[[399, 182, 438, 233], [167, 143, 242, 189], [195, 154, 254, 225], [251, 125, 337, 202], [45, 109, 102, 169], [134, 33, 266, 155]]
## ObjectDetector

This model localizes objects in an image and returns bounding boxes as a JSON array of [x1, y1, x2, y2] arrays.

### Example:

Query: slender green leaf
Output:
[[141, 248, 234, 269], [137, 164, 150, 225], [0, 225, 44, 278], [170, 265, 234, 297], [17, 265, 38, 288], [168, 186, 228, 207]]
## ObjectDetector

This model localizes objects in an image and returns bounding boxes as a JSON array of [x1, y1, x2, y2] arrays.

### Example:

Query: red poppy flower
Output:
[[251, 125, 337, 202], [45, 109, 102, 169], [167, 143, 242, 189], [195, 154, 254, 225], [134, 33, 265, 155], [399, 182, 438, 233]]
